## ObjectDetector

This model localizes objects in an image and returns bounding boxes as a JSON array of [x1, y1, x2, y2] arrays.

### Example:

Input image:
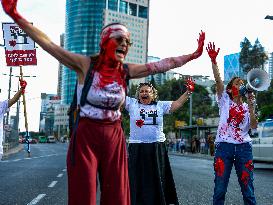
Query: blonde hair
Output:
[[135, 83, 158, 103]]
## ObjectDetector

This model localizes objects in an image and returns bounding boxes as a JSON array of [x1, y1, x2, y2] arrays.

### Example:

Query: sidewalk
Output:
[[2, 144, 23, 159], [169, 151, 214, 161]]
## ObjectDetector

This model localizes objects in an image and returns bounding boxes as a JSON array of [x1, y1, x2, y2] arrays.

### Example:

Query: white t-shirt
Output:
[[215, 91, 252, 144], [125, 96, 172, 143], [0, 100, 8, 160]]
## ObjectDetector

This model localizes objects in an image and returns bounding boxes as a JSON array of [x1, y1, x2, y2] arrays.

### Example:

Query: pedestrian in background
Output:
[[126, 79, 195, 205], [180, 138, 186, 153], [0, 79, 27, 160], [207, 42, 257, 205], [200, 137, 206, 154], [208, 134, 215, 156]]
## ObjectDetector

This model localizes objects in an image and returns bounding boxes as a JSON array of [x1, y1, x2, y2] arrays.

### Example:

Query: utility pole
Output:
[[6, 67, 12, 125], [189, 94, 192, 126]]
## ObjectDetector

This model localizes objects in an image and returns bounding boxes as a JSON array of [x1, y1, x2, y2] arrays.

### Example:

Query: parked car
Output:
[[252, 119, 273, 162], [47, 136, 56, 143], [39, 136, 47, 143]]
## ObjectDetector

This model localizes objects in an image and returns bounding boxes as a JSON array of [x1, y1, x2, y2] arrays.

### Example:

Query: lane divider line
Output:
[[27, 194, 46, 205], [57, 173, 63, 178], [48, 181, 58, 188]]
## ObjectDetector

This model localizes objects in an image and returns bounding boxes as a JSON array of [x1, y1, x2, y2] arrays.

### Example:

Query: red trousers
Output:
[[67, 118, 130, 205]]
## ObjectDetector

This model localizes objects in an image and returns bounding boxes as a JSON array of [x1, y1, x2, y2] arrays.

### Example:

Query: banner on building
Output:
[[2, 22, 37, 66]]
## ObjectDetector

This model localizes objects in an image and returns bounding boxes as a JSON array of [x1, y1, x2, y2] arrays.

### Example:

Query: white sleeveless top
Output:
[[77, 71, 125, 121]]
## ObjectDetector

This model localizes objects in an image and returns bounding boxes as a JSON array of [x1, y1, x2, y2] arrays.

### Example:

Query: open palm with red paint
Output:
[[191, 31, 206, 59], [206, 42, 220, 64], [2, 0, 23, 21], [185, 77, 195, 93]]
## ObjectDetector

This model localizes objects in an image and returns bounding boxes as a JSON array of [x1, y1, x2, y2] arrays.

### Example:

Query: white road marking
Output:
[[27, 194, 46, 205], [48, 181, 58, 188], [57, 173, 63, 178]]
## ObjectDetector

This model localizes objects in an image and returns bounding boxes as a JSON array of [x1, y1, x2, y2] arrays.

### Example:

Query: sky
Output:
[[0, 0, 273, 131]]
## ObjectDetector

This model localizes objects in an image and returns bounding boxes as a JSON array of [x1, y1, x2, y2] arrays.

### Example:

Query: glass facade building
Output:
[[224, 53, 243, 84], [62, 0, 149, 104]]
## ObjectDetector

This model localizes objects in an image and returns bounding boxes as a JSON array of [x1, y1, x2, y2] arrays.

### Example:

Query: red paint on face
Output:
[[104, 39, 119, 62], [95, 38, 128, 89], [245, 160, 254, 171], [241, 170, 249, 187], [214, 157, 225, 177], [231, 85, 239, 97]]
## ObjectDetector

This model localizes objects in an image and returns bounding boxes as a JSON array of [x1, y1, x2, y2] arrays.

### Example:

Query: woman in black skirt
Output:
[[125, 79, 195, 205]]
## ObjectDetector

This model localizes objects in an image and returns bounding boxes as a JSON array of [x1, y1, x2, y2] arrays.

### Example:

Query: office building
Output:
[[224, 53, 243, 83]]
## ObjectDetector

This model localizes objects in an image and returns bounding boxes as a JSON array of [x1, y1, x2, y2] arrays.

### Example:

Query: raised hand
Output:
[[246, 92, 256, 106], [185, 77, 195, 93], [206, 42, 220, 64], [19, 78, 27, 94], [191, 31, 205, 59], [2, 0, 23, 21]]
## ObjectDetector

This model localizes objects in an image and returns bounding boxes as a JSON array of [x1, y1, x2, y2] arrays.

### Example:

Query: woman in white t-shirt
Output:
[[0, 79, 26, 160], [126, 81, 194, 205], [206, 42, 258, 205]]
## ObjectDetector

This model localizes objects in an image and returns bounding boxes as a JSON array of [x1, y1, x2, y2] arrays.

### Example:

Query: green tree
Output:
[[256, 80, 273, 121], [150, 75, 157, 89], [239, 37, 268, 74], [250, 39, 268, 70], [239, 37, 252, 73], [157, 78, 218, 133]]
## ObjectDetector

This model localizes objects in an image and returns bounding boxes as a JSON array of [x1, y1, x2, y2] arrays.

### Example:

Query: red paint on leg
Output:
[[245, 160, 254, 171], [214, 157, 225, 177], [241, 170, 250, 187]]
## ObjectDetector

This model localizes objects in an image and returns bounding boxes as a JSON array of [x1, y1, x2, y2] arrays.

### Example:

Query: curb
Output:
[[169, 151, 214, 161], [2, 144, 23, 158]]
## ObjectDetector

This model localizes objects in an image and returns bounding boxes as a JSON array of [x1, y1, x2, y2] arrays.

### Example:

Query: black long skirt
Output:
[[128, 142, 179, 205]]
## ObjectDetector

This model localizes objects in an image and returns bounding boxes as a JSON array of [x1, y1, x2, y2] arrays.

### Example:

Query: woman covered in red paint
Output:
[[206, 42, 257, 205], [2, 1, 205, 204], [126, 79, 194, 205]]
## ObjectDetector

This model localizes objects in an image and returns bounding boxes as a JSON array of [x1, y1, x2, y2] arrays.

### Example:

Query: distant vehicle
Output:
[[252, 119, 273, 163], [39, 136, 47, 143], [29, 138, 38, 144], [47, 136, 56, 143]]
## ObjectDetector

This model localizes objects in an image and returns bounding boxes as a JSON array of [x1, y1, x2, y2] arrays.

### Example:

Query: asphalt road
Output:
[[1, 144, 273, 205]]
